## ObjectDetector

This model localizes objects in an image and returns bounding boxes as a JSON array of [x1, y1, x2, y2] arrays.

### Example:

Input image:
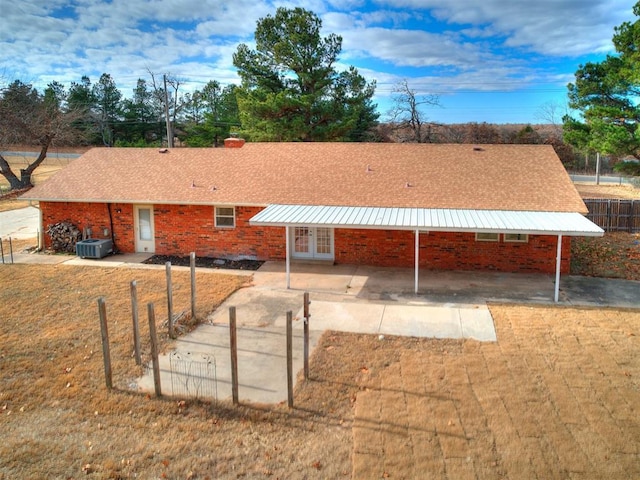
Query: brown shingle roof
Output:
[[22, 143, 587, 214]]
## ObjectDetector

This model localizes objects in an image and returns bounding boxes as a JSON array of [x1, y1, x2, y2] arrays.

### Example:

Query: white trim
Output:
[[554, 235, 562, 303], [133, 205, 155, 253], [285, 226, 291, 289], [414, 230, 419, 294], [215, 206, 235, 228], [290, 226, 334, 261]]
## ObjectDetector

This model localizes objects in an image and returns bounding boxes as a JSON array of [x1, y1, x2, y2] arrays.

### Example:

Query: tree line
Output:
[[0, 7, 383, 189], [3, 4, 640, 191]]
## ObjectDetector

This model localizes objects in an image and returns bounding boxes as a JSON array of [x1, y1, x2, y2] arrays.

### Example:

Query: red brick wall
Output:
[[334, 229, 571, 274], [40, 201, 135, 252], [39, 202, 569, 273], [153, 205, 285, 259]]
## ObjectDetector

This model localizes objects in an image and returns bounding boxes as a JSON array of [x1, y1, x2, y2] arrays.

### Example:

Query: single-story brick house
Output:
[[23, 141, 603, 300]]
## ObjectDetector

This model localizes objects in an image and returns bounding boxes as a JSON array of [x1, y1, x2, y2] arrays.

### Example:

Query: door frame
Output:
[[133, 204, 155, 253], [290, 226, 334, 260]]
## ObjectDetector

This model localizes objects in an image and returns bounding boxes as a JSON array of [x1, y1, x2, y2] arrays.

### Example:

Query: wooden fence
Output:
[[583, 198, 640, 233]]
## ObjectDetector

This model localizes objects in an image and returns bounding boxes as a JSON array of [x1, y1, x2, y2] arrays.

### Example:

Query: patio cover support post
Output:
[[285, 226, 291, 289], [554, 234, 562, 303], [414, 229, 419, 294]]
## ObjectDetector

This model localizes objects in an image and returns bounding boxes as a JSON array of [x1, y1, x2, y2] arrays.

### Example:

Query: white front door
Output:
[[134, 205, 155, 253], [291, 226, 334, 260]]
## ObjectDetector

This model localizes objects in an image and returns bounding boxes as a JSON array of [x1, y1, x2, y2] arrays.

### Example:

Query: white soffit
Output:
[[249, 204, 604, 237]]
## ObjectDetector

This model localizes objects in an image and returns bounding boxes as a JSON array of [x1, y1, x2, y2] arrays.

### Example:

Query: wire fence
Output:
[[169, 352, 217, 401]]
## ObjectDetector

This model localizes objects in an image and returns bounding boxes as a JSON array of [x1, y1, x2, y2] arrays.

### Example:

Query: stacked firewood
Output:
[[47, 221, 82, 253]]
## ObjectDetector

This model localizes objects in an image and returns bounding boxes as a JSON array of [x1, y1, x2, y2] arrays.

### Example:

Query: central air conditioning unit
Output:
[[76, 239, 113, 259]]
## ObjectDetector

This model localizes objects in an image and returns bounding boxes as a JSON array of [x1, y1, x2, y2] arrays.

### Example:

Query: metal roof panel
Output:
[[250, 204, 604, 236]]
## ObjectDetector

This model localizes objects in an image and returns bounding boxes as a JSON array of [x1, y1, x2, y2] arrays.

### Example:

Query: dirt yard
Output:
[[1, 264, 639, 479], [351, 306, 640, 479], [571, 232, 640, 280], [575, 182, 640, 200]]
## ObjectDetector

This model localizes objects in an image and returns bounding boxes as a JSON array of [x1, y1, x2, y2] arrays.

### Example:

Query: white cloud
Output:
[[0, 0, 634, 123], [337, 24, 494, 70], [376, 0, 631, 56]]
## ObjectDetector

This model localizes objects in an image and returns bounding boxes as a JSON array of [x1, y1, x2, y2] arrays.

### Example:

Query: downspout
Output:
[[31, 200, 44, 251], [107, 203, 117, 253]]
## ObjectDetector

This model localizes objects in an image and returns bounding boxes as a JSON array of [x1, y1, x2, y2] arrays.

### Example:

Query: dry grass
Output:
[[0, 237, 36, 254], [572, 232, 640, 280], [0, 198, 33, 212], [1, 264, 639, 479], [352, 305, 640, 479], [575, 182, 640, 200]]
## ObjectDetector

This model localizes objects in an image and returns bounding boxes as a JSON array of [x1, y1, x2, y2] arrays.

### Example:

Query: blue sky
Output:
[[0, 0, 633, 124]]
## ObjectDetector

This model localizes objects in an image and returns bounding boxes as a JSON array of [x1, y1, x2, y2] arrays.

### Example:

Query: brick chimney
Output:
[[224, 137, 246, 148]]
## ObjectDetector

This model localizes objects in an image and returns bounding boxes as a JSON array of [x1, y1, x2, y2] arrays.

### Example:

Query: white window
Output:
[[215, 206, 235, 227], [504, 233, 528, 243], [475, 232, 499, 242]]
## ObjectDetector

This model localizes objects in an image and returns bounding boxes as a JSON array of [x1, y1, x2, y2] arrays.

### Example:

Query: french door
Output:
[[291, 226, 334, 260]]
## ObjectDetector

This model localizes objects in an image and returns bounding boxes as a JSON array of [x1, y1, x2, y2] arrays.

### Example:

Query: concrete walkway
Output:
[[0, 206, 39, 239], [137, 263, 498, 404]]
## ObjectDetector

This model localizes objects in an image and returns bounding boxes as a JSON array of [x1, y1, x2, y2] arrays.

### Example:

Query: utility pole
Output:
[[163, 74, 173, 148], [596, 152, 601, 185]]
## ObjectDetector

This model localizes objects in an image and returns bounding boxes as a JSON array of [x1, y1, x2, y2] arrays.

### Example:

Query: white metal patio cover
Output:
[[250, 204, 605, 302]]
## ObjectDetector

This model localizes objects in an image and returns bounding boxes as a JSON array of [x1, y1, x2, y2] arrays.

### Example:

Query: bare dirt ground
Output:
[[0, 152, 75, 206], [352, 305, 640, 479], [571, 232, 640, 280], [575, 182, 640, 200], [1, 265, 639, 479]]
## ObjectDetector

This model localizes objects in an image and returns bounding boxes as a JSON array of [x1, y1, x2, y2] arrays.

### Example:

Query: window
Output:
[[475, 232, 499, 242], [215, 206, 235, 227], [504, 233, 528, 243]]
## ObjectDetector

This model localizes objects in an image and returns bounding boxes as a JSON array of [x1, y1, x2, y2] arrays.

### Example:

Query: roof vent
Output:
[[405, 181, 413, 188], [473, 146, 484, 151], [366, 164, 373, 173], [159, 148, 169, 153], [224, 137, 246, 148]]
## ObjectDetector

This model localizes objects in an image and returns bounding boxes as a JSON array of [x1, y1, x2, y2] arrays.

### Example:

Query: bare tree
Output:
[[535, 100, 567, 139], [388, 79, 440, 143], [463, 122, 502, 144], [147, 70, 184, 147], [0, 80, 85, 191]]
